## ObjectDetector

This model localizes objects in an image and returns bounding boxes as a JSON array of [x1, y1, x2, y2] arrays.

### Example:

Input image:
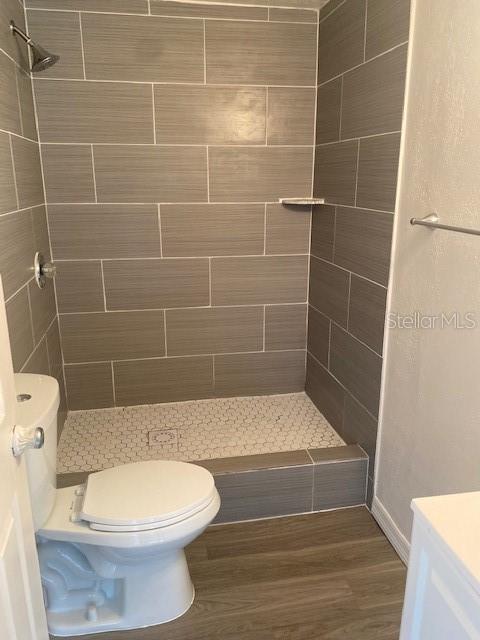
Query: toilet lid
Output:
[[80, 460, 216, 527]]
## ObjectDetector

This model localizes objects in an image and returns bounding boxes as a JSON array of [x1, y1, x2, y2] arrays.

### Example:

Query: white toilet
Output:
[[16, 373, 220, 637]]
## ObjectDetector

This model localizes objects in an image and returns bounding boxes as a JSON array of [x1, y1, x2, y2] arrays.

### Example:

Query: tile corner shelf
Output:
[[279, 197, 326, 206]]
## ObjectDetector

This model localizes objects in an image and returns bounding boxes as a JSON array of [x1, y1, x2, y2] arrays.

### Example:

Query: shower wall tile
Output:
[[0, 0, 29, 69], [41, 145, 95, 203], [356, 132, 401, 212], [269, 8, 317, 23], [309, 257, 349, 328], [16, 68, 38, 140], [310, 204, 335, 261], [307, 306, 329, 366], [22, 338, 50, 375], [64, 362, 114, 410], [11, 136, 44, 208], [0, 53, 22, 135], [0, 208, 35, 298], [55, 261, 104, 313], [348, 275, 387, 354], [315, 77, 341, 144], [28, 278, 56, 343], [267, 87, 316, 145], [31, 205, 50, 259], [314, 140, 358, 206], [366, 0, 411, 61], [46, 318, 63, 374], [35, 80, 154, 143], [81, 13, 204, 83], [151, 1, 268, 22], [60, 310, 165, 363], [265, 203, 311, 255], [312, 454, 367, 510], [305, 354, 345, 434], [5, 287, 34, 371], [0, 132, 18, 214], [48, 204, 161, 259], [26, 0, 149, 13], [161, 204, 265, 257], [264, 304, 307, 351], [343, 394, 378, 466]]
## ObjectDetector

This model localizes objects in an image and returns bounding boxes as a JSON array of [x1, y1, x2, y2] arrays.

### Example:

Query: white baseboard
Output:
[[372, 496, 410, 566]]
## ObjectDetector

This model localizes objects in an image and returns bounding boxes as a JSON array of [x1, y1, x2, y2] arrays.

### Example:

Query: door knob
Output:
[[12, 425, 44, 457]]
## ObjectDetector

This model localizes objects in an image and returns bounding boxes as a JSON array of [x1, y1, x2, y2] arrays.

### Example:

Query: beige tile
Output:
[[309, 256, 349, 327], [205, 20, 316, 86], [154, 85, 265, 145], [366, 0, 411, 61], [0, 52, 21, 135], [22, 338, 50, 375], [151, 1, 268, 21], [312, 457, 368, 510], [6, 286, 34, 371], [93, 145, 208, 203], [55, 261, 105, 313], [265, 203, 310, 254], [305, 354, 345, 433], [26, 0, 148, 12], [166, 306, 263, 356], [161, 203, 265, 257], [0, 132, 17, 214], [356, 132, 401, 212], [35, 80, 154, 143], [212, 255, 308, 305], [103, 258, 209, 310], [82, 13, 204, 83], [209, 147, 312, 202], [341, 44, 408, 139], [113, 356, 214, 406], [28, 279, 56, 343], [307, 305, 329, 366], [64, 362, 114, 410], [214, 350, 305, 397], [348, 275, 387, 355], [316, 77, 341, 144], [198, 449, 312, 475], [0, 209, 35, 298], [42, 145, 95, 203], [60, 310, 165, 363], [269, 8, 317, 23], [27, 10, 83, 79], [30, 205, 50, 258], [343, 395, 378, 466], [48, 204, 160, 259], [11, 137, 44, 208], [46, 318, 62, 373], [310, 204, 335, 261], [16, 68, 37, 140], [264, 304, 307, 351], [314, 140, 359, 206], [0, 0, 29, 70], [267, 87, 315, 145]]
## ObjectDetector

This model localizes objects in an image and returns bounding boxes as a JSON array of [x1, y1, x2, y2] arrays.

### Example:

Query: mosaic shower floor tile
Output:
[[57, 392, 345, 473]]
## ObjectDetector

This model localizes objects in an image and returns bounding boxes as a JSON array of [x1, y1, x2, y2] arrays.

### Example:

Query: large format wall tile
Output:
[[267, 87, 315, 145], [0, 52, 22, 135], [309, 257, 349, 327], [26, 0, 149, 12], [314, 140, 358, 206], [310, 205, 335, 261], [151, 0, 267, 20], [269, 7, 316, 23], [64, 362, 114, 410], [265, 203, 311, 255], [0, 0, 29, 69], [305, 354, 345, 434], [0, 209, 35, 298], [42, 145, 95, 202], [35, 80, 154, 143], [93, 145, 208, 203], [28, 279, 56, 343], [265, 304, 307, 351], [307, 305, 329, 366], [356, 133, 401, 212], [205, 20, 316, 86], [16, 69, 38, 141], [348, 275, 387, 354], [366, 0, 411, 61], [82, 13, 204, 83], [343, 393, 378, 466], [11, 137, 44, 208], [6, 287, 34, 371], [316, 77, 341, 144], [55, 261, 105, 313], [0, 132, 17, 214]]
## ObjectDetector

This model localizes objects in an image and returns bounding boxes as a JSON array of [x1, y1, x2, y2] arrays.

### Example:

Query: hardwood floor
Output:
[[53, 507, 406, 640]]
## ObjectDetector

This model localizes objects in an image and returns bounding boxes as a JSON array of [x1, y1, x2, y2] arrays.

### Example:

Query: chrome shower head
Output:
[[10, 21, 59, 73]]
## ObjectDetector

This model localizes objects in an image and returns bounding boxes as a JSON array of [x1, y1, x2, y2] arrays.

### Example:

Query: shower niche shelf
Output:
[[279, 197, 326, 206]]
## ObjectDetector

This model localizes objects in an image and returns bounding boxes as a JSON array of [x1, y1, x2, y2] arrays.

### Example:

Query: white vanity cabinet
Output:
[[400, 492, 480, 640]]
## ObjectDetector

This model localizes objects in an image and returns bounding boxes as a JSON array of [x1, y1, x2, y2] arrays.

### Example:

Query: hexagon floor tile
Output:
[[57, 392, 345, 473]]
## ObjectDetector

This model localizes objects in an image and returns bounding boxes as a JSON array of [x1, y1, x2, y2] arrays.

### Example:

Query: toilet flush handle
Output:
[[12, 424, 45, 457]]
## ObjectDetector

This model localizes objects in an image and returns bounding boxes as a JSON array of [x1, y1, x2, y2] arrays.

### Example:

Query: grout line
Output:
[[110, 361, 116, 407], [39, 141, 315, 148], [25, 281, 36, 347], [58, 302, 308, 315], [8, 135, 20, 210], [319, 0, 346, 24], [157, 204, 163, 257], [32, 77, 317, 89], [264, 87, 268, 145], [100, 260, 107, 312], [90, 145, 98, 202], [148, 0, 152, 15], [151, 83, 157, 144], [363, 0, 368, 62], [316, 129, 401, 147], [13, 66, 24, 139], [0, 127, 38, 145], [78, 13, 87, 80], [53, 252, 309, 261]]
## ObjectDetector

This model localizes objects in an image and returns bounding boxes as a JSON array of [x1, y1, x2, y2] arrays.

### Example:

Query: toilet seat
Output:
[[78, 460, 216, 532]]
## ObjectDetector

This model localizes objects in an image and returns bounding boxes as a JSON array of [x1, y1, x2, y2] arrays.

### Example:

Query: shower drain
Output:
[[148, 429, 178, 450]]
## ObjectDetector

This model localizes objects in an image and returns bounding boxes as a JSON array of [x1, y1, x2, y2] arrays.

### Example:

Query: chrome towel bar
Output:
[[410, 213, 480, 237]]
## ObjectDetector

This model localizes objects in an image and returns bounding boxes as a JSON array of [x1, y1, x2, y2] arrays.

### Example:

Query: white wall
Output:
[[374, 0, 480, 558]]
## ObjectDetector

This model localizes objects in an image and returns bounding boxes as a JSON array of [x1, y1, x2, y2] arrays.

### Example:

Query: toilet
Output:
[[16, 373, 220, 637]]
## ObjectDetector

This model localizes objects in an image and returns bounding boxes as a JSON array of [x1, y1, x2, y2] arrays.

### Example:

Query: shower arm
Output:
[[10, 21, 34, 45]]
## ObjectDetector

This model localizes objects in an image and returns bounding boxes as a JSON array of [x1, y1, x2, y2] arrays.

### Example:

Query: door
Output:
[[0, 276, 48, 639]]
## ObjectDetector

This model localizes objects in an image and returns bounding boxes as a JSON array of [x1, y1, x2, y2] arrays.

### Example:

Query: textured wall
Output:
[[28, 0, 318, 409], [305, 0, 410, 500], [0, 0, 66, 429]]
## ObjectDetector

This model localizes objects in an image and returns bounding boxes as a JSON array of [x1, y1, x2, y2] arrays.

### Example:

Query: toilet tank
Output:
[[14, 373, 60, 531]]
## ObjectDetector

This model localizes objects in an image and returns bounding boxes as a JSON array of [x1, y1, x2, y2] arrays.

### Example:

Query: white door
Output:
[[0, 277, 48, 639]]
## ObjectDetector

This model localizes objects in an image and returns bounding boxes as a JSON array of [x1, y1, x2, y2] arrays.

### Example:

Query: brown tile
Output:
[[22, 338, 50, 375], [48, 204, 160, 259], [103, 258, 209, 310], [265, 304, 307, 351], [312, 457, 367, 510], [265, 203, 310, 255], [308, 444, 367, 464], [27, 10, 83, 79], [46, 318, 62, 374], [0, 209, 35, 298], [60, 311, 165, 363], [343, 394, 378, 466], [341, 44, 408, 139], [310, 204, 335, 260], [28, 279, 56, 343], [309, 256, 349, 327], [334, 206, 393, 286], [154, 85, 265, 145], [356, 133, 401, 212], [41, 145, 95, 203], [316, 77, 341, 144], [94, 145, 208, 203], [11, 137, 44, 208], [348, 275, 386, 354], [30, 205, 50, 259], [318, 0, 365, 83], [269, 8, 317, 23], [35, 80, 154, 144], [55, 261, 105, 313], [307, 305, 329, 366], [305, 354, 345, 433], [114, 356, 213, 406], [209, 147, 312, 202], [330, 324, 382, 417], [26, 0, 148, 11], [197, 450, 312, 475], [320, 0, 345, 20], [205, 20, 316, 86], [0, 132, 17, 214], [64, 362, 114, 410], [57, 470, 91, 488], [0, 0, 29, 70], [214, 465, 313, 523], [16, 69, 37, 141], [212, 255, 308, 305], [0, 52, 21, 135], [166, 306, 263, 356], [161, 203, 264, 257], [82, 13, 204, 83], [6, 287, 34, 371], [152, 1, 268, 21], [267, 87, 315, 145], [314, 140, 358, 206], [366, 0, 411, 61], [214, 350, 305, 397]]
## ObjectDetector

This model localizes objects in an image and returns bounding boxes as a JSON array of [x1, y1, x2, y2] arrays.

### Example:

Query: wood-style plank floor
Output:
[[54, 507, 406, 640]]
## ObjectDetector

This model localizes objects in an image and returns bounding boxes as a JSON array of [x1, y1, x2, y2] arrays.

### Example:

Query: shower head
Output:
[[10, 21, 59, 73]]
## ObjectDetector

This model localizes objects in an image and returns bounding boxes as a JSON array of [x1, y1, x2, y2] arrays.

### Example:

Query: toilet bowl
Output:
[[15, 373, 220, 637]]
